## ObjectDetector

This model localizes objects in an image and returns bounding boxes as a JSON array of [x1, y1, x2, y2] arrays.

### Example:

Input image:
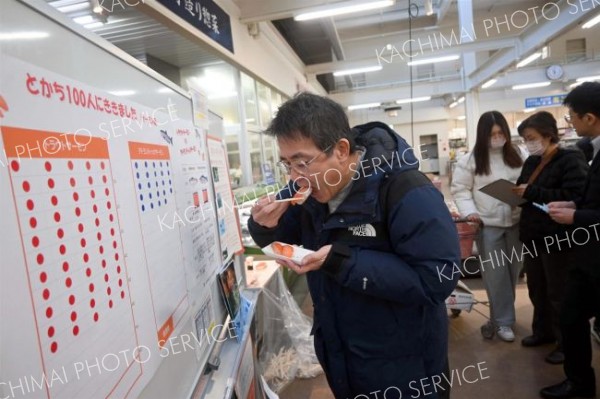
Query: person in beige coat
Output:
[[451, 110, 527, 342]]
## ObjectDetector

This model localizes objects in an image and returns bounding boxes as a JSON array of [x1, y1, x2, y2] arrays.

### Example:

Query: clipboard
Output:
[[479, 179, 527, 207]]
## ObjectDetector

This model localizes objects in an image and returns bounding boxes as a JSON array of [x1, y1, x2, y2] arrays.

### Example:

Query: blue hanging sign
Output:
[[525, 94, 566, 108]]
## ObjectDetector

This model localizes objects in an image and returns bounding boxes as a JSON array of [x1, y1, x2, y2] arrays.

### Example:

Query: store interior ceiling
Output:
[[45, 0, 600, 111]]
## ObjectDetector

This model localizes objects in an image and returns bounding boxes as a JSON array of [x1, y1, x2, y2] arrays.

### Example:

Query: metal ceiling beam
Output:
[[436, 0, 452, 23], [467, 0, 596, 90], [319, 18, 355, 88]]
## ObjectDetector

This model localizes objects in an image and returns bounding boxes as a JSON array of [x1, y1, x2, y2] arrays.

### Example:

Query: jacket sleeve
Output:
[[524, 152, 589, 204], [450, 154, 479, 217], [248, 205, 303, 248], [321, 186, 461, 306]]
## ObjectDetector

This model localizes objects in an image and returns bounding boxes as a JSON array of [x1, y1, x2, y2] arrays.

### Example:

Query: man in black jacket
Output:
[[541, 82, 600, 399]]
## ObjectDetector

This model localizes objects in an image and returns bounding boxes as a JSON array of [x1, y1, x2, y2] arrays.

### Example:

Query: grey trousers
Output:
[[477, 225, 523, 327]]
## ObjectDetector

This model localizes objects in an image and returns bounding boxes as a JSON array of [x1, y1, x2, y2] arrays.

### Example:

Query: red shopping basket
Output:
[[454, 219, 479, 259]]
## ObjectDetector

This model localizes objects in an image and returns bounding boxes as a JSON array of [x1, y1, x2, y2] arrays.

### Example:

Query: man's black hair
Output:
[[563, 81, 600, 118], [265, 92, 356, 153]]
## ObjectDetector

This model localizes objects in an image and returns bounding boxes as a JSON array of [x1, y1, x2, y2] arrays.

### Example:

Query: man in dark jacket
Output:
[[541, 82, 600, 399], [249, 93, 460, 399]]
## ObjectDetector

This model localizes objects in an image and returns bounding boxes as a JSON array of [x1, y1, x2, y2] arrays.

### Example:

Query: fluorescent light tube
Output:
[[524, 108, 537, 113], [457, 115, 466, 120], [0, 31, 49, 40], [294, 0, 395, 21], [333, 65, 382, 76], [457, 96, 465, 104], [512, 82, 551, 90], [73, 15, 95, 24], [407, 55, 460, 66], [583, 14, 600, 29], [84, 22, 104, 29], [109, 90, 136, 96], [449, 101, 458, 109], [481, 78, 497, 89], [576, 75, 600, 82], [348, 102, 381, 111], [56, 1, 90, 12], [396, 96, 431, 104], [516, 52, 541, 68]]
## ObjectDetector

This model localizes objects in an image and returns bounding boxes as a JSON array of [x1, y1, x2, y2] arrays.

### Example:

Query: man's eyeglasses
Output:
[[564, 114, 573, 124], [277, 145, 332, 175]]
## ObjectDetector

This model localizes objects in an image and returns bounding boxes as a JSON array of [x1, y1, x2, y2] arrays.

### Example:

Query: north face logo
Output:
[[348, 224, 376, 237]]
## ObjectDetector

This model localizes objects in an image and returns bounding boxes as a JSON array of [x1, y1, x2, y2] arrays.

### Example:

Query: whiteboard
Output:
[[0, 1, 228, 398]]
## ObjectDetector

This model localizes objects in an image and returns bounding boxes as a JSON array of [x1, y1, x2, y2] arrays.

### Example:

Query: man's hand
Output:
[[466, 213, 482, 223], [548, 201, 576, 210], [512, 184, 528, 198], [549, 207, 576, 225], [251, 194, 290, 228], [277, 245, 332, 275]]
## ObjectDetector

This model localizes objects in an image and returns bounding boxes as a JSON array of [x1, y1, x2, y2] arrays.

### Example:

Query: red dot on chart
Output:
[[70, 311, 77, 322], [101, 162, 105, 170], [93, 204, 98, 213], [10, 160, 20, 172], [50, 342, 57, 353], [78, 223, 84, 233], [105, 188, 110, 196], [73, 325, 79, 336], [86, 161, 91, 170], [51, 196, 58, 206], [22, 181, 31, 192], [110, 228, 115, 236], [32, 236, 40, 248], [102, 175, 108, 184], [37, 254, 44, 265], [114, 253, 119, 261], [59, 245, 66, 255], [95, 218, 100, 227], [48, 326, 55, 338], [118, 279, 123, 287], [109, 214, 114, 223], [105, 274, 109, 283], [86, 268, 91, 277], [40, 272, 47, 283], [70, 177, 76, 187], [107, 287, 112, 296], [83, 253, 89, 263], [89, 283, 94, 292], [73, 192, 79, 202], [57, 228, 64, 239], [45, 161, 52, 172], [65, 277, 72, 288], [121, 291, 125, 299], [99, 245, 104, 254], [54, 212, 61, 222], [109, 300, 113, 309], [46, 307, 53, 318], [116, 265, 121, 274], [90, 298, 96, 308], [62, 261, 69, 272], [26, 199, 34, 211], [101, 259, 107, 268], [90, 190, 96, 199], [97, 232, 102, 241], [47, 179, 55, 189], [88, 176, 94, 185], [112, 241, 117, 249], [93, 312, 99, 322], [75, 207, 81, 217], [68, 160, 74, 170], [80, 238, 86, 248], [29, 217, 37, 229], [69, 294, 75, 305], [106, 201, 112, 210], [43, 289, 50, 300]]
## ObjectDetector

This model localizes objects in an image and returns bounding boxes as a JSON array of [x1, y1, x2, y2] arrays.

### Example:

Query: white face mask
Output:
[[490, 137, 506, 149], [526, 140, 546, 156]]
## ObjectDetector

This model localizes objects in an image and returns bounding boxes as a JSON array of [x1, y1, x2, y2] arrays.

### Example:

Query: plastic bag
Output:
[[255, 271, 323, 393]]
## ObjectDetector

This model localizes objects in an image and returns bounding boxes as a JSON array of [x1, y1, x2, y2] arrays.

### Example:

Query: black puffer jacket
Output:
[[517, 148, 588, 245]]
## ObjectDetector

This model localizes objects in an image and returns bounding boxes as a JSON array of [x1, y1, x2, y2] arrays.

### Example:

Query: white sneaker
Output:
[[497, 326, 515, 342]]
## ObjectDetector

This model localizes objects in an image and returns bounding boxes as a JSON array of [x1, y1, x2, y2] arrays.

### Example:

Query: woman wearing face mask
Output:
[[513, 111, 588, 364], [451, 110, 527, 342]]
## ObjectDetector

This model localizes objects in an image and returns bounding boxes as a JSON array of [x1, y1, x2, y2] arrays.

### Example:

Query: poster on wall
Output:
[[206, 136, 243, 264], [0, 55, 200, 398]]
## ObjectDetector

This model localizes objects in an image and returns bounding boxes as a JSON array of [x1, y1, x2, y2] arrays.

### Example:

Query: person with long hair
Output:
[[513, 111, 588, 364], [451, 110, 526, 342]]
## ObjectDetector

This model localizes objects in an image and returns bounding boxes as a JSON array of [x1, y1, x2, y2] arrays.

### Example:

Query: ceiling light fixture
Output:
[[524, 108, 537, 113], [53, 1, 91, 13], [396, 96, 431, 104], [294, 0, 395, 21], [407, 55, 460, 66], [347, 102, 381, 111], [0, 31, 49, 40], [456, 115, 466, 120], [84, 22, 104, 29], [576, 75, 600, 82], [73, 15, 95, 24], [516, 52, 542, 68], [457, 96, 465, 104], [333, 65, 382, 76], [481, 78, 497, 89], [449, 101, 458, 109], [582, 14, 600, 29], [512, 82, 551, 90]]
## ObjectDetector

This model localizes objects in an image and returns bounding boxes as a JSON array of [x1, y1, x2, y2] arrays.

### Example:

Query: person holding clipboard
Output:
[[512, 111, 588, 365], [451, 110, 527, 342]]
